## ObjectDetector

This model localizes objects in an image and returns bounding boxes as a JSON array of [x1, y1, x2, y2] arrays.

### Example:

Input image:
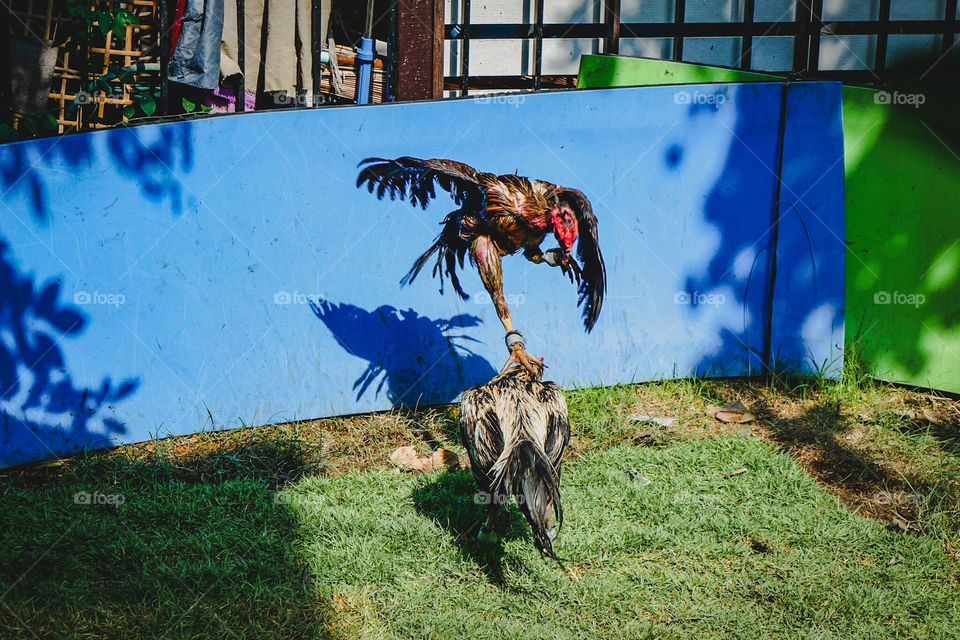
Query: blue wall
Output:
[[0, 82, 845, 467]]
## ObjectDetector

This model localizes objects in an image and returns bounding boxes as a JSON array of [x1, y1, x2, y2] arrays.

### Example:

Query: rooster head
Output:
[[549, 204, 579, 255]]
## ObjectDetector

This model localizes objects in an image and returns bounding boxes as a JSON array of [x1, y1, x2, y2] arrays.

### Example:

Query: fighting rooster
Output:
[[356, 156, 606, 374], [459, 359, 570, 561]]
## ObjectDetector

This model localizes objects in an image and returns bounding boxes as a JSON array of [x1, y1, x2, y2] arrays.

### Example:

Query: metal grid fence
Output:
[[444, 0, 959, 94]]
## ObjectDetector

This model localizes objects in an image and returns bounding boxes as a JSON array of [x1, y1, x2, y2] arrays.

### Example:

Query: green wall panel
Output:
[[578, 55, 960, 393]]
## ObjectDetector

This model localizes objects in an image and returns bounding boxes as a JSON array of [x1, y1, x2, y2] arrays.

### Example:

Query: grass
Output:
[[300, 439, 958, 638], [1, 368, 958, 638], [1, 480, 330, 638]]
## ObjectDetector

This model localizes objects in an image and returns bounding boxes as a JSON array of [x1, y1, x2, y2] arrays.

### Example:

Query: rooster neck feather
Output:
[[480, 175, 555, 225]]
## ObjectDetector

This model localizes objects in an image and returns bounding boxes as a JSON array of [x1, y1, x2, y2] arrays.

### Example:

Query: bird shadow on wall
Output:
[[309, 299, 497, 407], [0, 239, 139, 467]]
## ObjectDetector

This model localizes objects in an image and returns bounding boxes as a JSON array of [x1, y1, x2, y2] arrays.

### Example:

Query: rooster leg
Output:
[[477, 499, 504, 543], [472, 237, 540, 376], [544, 501, 557, 541]]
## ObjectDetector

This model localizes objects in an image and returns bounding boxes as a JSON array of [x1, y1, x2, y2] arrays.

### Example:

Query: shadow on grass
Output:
[[750, 397, 947, 526], [410, 469, 529, 585], [764, 402, 889, 488], [0, 436, 340, 639], [0, 422, 325, 489], [884, 411, 960, 457]]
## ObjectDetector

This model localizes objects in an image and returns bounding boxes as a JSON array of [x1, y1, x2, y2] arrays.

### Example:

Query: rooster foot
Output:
[[499, 346, 541, 377], [476, 524, 500, 544], [500, 332, 541, 376]]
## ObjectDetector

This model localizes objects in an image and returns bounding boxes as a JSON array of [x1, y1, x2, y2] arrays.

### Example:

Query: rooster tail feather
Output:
[[445, 245, 469, 299], [401, 217, 470, 301], [497, 440, 563, 561], [400, 237, 443, 288]]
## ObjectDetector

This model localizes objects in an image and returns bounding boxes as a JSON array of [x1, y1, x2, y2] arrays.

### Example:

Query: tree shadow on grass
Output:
[[884, 412, 960, 457], [752, 400, 935, 524], [411, 468, 530, 586], [0, 434, 342, 639]]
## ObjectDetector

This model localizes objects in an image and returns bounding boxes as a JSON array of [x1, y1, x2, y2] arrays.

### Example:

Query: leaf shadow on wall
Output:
[[0, 124, 192, 466], [0, 123, 193, 223], [0, 239, 139, 466]]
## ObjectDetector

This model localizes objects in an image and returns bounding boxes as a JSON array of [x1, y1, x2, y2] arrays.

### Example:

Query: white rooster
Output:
[[459, 360, 571, 560]]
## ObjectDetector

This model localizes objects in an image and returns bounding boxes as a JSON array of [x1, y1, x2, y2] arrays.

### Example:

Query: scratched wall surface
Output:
[[0, 82, 845, 467]]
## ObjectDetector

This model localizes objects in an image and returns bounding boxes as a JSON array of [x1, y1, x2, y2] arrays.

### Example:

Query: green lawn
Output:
[[2, 436, 957, 639]]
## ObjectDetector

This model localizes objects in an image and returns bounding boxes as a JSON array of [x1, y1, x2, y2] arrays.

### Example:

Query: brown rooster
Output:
[[356, 156, 606, 374], [459, 359, 570, 560]]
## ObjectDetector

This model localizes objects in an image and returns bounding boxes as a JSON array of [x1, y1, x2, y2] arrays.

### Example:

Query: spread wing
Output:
[[459, 386, 503, 484], [356, 156, 483, 209], [557, 188, 606, 332]]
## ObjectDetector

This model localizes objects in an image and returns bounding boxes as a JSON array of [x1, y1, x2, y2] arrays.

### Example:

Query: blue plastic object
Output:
[[356, 37, 375, 104]]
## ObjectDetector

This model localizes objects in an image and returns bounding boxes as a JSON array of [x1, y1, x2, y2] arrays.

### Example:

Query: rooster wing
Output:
[[459, 386, 504, 489], [356, 156, 485, 209]]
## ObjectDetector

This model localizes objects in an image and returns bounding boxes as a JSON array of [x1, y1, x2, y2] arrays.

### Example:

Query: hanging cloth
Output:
[[221, 0, 329, 100], [167, 0, 224, 89]]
